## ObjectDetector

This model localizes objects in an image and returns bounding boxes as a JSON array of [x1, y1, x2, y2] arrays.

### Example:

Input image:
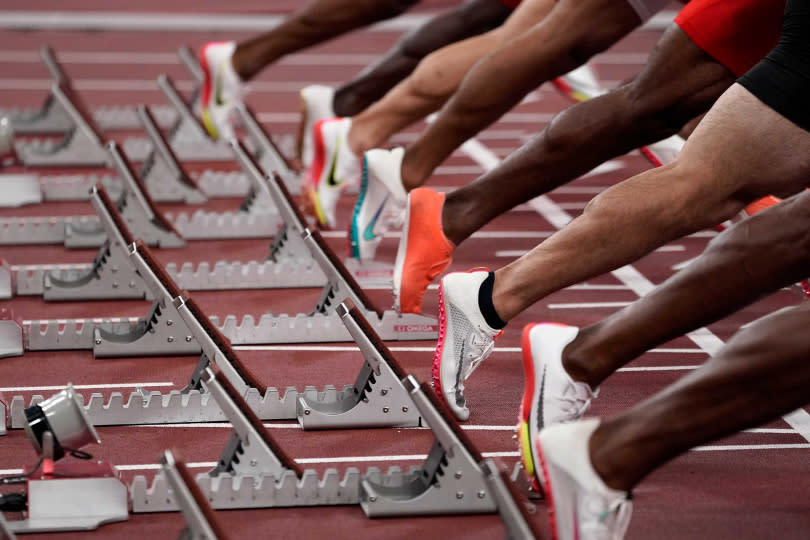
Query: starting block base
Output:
[[0, 174, 42, 208]]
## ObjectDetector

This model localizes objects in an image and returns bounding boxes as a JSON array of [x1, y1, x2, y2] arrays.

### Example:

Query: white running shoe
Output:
[[297, 85, 336, 168], [432, 269, 503, 421], [349, 147, 408, 260], [199, 41, 245, 140], [535, 419, 633, 540], [518, 323, 598, 492], [553, 63, 605, 102], [303, 117, 359, 229]]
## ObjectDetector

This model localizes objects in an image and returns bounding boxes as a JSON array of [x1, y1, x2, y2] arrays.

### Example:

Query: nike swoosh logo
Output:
[[363, 195, 389, 241], [326, 135, 343, 188], [214, 61, 226, 107], [537, 365, 547, 432], [454, 339, 466, 408]]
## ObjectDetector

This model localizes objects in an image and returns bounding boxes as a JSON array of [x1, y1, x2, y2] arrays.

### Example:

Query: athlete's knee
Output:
[[408, 50, 461, 100]]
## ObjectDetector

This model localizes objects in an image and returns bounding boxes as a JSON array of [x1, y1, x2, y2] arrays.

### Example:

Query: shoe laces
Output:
[[554, 382, 598, 421], [460, 327, 503, 381], [582, 492, 633, 540]]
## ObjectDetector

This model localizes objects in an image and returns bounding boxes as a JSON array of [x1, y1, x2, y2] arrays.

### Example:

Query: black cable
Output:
[[0, 457, 43, 485], [0, 492, 27, 512]]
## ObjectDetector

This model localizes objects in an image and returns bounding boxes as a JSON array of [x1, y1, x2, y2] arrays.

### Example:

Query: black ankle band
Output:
[[478, 271, 506, 330]]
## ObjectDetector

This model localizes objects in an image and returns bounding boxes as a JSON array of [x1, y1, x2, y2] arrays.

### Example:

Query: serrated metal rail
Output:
[[7, 385, 354, 427], [130, 468, 364, 512], [215, 309, 437, 344]]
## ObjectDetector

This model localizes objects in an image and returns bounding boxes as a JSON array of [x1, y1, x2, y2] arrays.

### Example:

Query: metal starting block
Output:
[[121, 74, 232, 163], [2, 46, 196, 134], [297, 301, 421, 430], [360, 376, 497, 517], [130, 365, 362, 512], [136, 104, 207, 204], [132, 367, 498, 517], [160, 451, 229, 540], [14, 81, 109, 167], [10, 287, 351, 427], [238, 104, 302, 194], [192, 105, 302, 199], [30, 184, 149, 301], [0, 142, 186, 248], [481, 460, 542, 540], [217, 140, 437, 343], [24, 234, 201, 358]]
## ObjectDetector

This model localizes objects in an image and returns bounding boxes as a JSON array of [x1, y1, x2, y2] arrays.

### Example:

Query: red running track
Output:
[[0, 5, 809, 539]]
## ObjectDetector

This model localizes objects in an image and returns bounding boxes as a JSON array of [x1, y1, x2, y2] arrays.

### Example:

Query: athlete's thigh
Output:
[[678, 84, 810, 200]]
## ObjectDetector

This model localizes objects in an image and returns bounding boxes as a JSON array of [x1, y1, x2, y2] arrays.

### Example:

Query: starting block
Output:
[[131, 364, 362, 512], [296, 301, 421, 430], [130, 365, 362, 511], [136, 104, 207, 204], [131, 367, 499, 516], [359, 376, 497, 517], [24, 232, 200, 357], [217, 141, 436, 343], [194, 104, 302, 199], [482, 460, 542, 540], [160, 451, 229, 540], [0, 142, 186, 248], [120, 74, 231, 163], [0, 308, 23, 358], [3, 46, 195, 135], [0, 398, 6, 437], [14, 80, 109, 167], [22, 184, 149, 301]]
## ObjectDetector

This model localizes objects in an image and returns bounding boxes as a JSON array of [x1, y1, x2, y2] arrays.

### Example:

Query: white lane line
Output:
[[496, 245, 684, 257], [0, 11, 676, 32], [693, 444, 810, 451], [2, 441, 801, 477], [0, 382, 174, 392]]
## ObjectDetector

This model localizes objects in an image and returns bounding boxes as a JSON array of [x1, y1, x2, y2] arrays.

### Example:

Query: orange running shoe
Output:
[[393, 188, 454, 314], [743, 195, 782, 216]]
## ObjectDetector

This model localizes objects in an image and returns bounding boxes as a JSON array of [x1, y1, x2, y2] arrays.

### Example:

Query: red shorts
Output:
[[675, 0, 784, 77], [499, 0, 522, 8]]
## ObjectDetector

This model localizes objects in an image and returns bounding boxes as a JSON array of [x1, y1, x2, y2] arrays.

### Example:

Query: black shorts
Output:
[[737, 0, 810, 132]]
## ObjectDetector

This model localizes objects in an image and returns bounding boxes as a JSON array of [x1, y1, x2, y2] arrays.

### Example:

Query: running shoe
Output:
[[432, 269, 503, 421], [297, 85, 336, 168], [518, 323, 597, 492], [392, 188, 454, 314], [349, 147, 408, 260], [552, 63, 605, 102], [535, 419, 633, 540], [199, 41, 245, 140], [303, 117, 360, 229]]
